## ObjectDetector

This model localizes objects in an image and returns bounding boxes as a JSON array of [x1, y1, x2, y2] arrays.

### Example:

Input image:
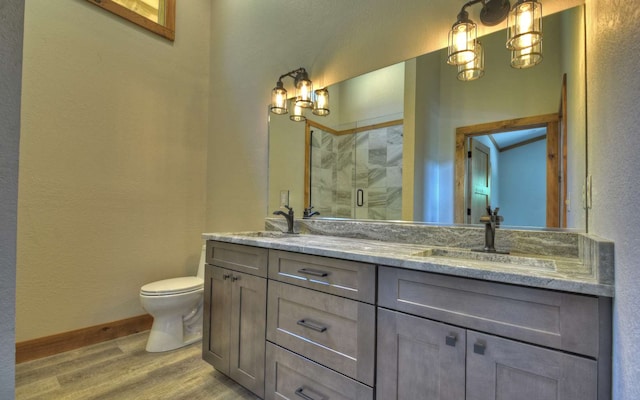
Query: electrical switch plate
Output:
[[280, 190, 289, 207]]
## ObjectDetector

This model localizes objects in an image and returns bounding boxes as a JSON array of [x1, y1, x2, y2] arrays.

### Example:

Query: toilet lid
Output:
[[141, 277, 203, 296]]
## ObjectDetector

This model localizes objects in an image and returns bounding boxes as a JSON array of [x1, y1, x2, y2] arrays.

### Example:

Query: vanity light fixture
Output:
[[447, 0, 543, 80], [270, 67, 330, 121]]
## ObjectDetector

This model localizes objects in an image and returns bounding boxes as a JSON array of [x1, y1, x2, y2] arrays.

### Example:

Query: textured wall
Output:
[[16, 1, 211, 341], [0, 0, 24, 394], [586, 0, 640, 398]]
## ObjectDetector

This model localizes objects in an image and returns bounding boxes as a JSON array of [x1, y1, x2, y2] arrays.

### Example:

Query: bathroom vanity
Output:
[[202, 219, 613, 400]]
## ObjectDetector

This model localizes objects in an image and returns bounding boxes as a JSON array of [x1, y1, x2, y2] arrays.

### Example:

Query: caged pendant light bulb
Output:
[[312, 88, 330, 116], [457, 41, 485, 81], [507, 0, 542, 50], [270, 80, 288, 115], [510, 40, 542, 68], [294, 70, 313, 108], [447, 9, 478, 66], [289, 101, 306, 122]]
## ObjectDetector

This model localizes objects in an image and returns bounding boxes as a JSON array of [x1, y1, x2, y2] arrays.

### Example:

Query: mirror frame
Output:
[[86, 0, 176, 41]]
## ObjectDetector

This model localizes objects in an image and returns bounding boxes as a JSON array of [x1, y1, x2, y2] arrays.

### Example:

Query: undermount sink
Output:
[[412, 248, 557, 271]]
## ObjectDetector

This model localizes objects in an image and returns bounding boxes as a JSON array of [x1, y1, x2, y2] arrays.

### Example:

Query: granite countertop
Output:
[[202, 230, 614, 297]]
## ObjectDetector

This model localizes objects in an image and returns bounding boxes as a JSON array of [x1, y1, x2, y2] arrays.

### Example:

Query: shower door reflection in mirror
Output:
[[308, 116, 403, 220]]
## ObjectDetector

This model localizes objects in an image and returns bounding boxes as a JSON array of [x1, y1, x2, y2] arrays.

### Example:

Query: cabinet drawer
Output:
[[378, 267, 600, 357], [268, 250, 375, 303], [206, 241, 268, 277], [267, 280, 375, 386], [265, 343, 373, 400]]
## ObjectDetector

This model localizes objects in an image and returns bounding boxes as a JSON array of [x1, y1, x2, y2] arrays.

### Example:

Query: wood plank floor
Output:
[[15, 332, 260, 400]]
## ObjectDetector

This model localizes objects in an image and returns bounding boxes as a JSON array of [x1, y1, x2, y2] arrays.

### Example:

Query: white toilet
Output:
[[139, 245, 206, 352]]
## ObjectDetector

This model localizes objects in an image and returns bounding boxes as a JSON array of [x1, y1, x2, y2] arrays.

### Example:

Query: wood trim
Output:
[[16, 314, 153, 363], [455, 113, 559, 136], [546, 121, 560, 227], [560, 74, 568, 228], [454, 133, 467, 224], [86, 0, 176, 41], [307, 120, 340, 136]]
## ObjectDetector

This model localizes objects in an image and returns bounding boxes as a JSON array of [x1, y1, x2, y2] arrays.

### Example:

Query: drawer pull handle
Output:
[[295, 387, 321, 400], [298, 268, 329, 277], [474, 342, 486, 355], [297, 319, 327, 333], [445, 334, 457, 347]]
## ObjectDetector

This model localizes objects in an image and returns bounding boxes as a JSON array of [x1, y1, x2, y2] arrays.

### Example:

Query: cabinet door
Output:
[[202, 265, 231, 374], [229, 271, 267, 398], [377, 308, 466, 400], [466, 331, 598, 400]]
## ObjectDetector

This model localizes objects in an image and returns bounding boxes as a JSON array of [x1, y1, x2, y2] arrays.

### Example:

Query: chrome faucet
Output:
[[303, 206, 320, 219], [474, 206, 508, 254], [273, 205, 295, 234]]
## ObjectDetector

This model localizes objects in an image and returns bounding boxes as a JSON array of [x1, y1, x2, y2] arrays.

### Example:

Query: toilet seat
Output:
[[140, 277, 203, 296]]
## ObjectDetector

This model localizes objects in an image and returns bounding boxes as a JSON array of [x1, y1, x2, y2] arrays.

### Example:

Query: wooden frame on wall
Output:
[[86, 0, 176, 41]]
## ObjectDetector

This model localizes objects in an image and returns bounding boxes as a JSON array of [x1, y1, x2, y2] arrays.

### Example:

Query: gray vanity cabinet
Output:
[[377, 266, 608, 400], [203, 242, 268, 399], [377, 308, 598, 400], [265, 251, 376, 400]]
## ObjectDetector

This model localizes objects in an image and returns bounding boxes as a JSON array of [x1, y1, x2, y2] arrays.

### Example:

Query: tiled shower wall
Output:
[[310, 125, 403, 220]]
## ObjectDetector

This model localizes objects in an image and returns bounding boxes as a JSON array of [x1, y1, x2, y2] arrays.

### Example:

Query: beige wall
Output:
[[16, 0, 211, 341]]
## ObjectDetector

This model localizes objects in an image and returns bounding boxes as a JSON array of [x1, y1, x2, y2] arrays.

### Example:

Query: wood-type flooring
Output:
[[15, 332, 260, 400]]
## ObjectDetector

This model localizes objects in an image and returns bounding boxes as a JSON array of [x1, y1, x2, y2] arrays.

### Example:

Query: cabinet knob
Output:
[[222, 274, 231, 280], [231, 275, 240, 282], [445, 334, 457, 347], [474, 341, 486, 355]]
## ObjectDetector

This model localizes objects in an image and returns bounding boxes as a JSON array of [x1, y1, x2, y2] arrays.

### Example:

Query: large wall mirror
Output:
[[87, 0, 176, 41], [268, 5, 586, 230]]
